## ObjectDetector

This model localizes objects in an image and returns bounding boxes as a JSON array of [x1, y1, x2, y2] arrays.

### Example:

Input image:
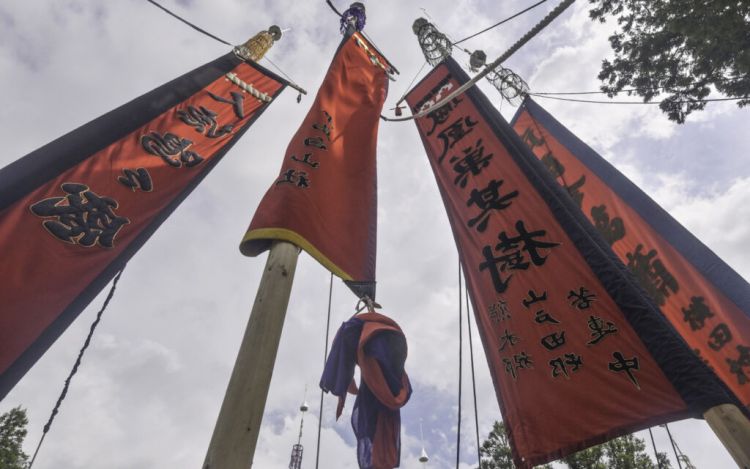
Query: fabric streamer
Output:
[[320, 312, 412, 469]]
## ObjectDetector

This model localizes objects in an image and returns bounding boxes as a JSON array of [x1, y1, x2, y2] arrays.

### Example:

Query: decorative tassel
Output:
[[340, 2, 366, 34]]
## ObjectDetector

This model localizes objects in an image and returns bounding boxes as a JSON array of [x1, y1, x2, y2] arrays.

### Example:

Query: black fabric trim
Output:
[[0, 54, 287, 212], [0, 64, 286, 401], [512, 96, 750, 317], [444, 57, 741, 413]]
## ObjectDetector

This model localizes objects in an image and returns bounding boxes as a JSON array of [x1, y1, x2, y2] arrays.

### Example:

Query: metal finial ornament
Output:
[[412, 17, 453, 66], [288, 388, 309, 469], [235, 25, 282, 62], [469, 50, 487, 72], [486, 66, 529, 105], [418, 419, 429, 464], [340, 2, 366, 34]]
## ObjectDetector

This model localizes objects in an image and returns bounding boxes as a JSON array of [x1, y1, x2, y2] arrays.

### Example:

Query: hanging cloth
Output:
[[320, 312, 412, 469]]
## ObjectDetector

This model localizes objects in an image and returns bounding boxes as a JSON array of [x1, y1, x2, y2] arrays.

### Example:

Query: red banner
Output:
[[406, 59, 738, 467], [512, 98, 750, 407], [0, 53, 286, 400], [241, 32, 391, 299]]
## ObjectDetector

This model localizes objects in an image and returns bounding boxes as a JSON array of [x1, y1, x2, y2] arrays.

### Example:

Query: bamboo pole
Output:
[[203, 240, 300, 469], [703, 404, 750, 468]]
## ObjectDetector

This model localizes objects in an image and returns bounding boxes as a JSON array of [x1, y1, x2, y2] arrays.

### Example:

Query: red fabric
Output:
[[406, 62, 688, 467], [241, 33, 388, 285], [512, 104, 750, 407], [0, 61, 281, 381]]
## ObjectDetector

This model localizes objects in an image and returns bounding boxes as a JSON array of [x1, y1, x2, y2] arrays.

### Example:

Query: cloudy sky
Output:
[[1, 0, 749, 468]]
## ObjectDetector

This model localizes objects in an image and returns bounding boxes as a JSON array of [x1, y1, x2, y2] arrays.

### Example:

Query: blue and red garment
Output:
[[320, 312, 412, 469]]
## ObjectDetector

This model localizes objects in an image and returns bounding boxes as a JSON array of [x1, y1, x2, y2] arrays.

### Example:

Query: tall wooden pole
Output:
[[203, 240, 299, 469], [704, 404, 750, 468]]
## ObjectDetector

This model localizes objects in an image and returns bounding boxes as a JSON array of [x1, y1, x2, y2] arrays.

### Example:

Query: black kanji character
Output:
[[488, 299, 511, 323], [550, 353, 583, 379], [450, 138, 493, 188], [312, 110, 334, 141], [503, 357, 518, 380], [727, 344, 750, 385], [208, 90, 245, 119], [682, 296, 714, 331], [30, 183, 130, 248], [290, 153, 320, 168], [609, 352, 641, 389], [466, 179, 519, 232], [514, 352, 533, 369], [276, 169, 310, 188], [568, 287, 597, 310], [479, 222, 560, 294], [522, 290, 547, 308], [587, 315, 618, 345], [565, 175, 586, 208], [541, 331, 566, 351], [498, 329, 520, 352], [176, 105, 233, 138], [436, 115, 478, 163], [425, 97, 462, 136], [117, 168, 153, 192], [626, 244, 679, 306], [708, 323, 733, 351], [540, 152, 565, 179], [534, 309, 560, 325], [141, 132, 204, 168], [591, 204, 625, 245], [521, 127, 545, 150], [304, 136, 327, 150], [497, 221, 560, 267]]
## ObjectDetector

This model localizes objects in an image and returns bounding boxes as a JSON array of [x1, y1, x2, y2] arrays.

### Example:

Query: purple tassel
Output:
[[340, 3, 366, 34]]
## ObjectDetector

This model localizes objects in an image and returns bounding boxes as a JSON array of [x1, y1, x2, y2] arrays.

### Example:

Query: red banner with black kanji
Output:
[[406, 59, 740, 467], [240, 32, 391, 300], [511, 98, 750, 407], [0, 53, 286, 400]]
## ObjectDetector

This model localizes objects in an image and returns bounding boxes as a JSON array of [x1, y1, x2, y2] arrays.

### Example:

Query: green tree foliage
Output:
[[479, 421, 671, 469], [588, 0, 750, 123], [0, 407, 30, 469]]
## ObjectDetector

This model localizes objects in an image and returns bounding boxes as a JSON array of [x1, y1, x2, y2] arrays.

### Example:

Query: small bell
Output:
[[419, 447, 429, 463], [395, 106, 403, 117], [300, 400, 309, 412]]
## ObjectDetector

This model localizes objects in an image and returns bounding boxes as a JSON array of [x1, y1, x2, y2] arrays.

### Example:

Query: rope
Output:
[[144, 0, 307, 96], [455, 261, 463, 469], [663, 424, 683, 469], [28, 268, 125, 468], [145, 0, 232, 46], [453, 0, 548, 45], [314, 273, 334, 469], [381, 0, 575, 122], [648, 428, 663, 469], [528, 93, 747, 105], [465, 281, 481, 466], [325, 0, 343, 17]]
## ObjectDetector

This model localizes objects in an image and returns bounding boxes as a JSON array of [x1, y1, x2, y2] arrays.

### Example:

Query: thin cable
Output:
[[663, 424, 683, 469], [325, 0, 343, 16], [314, 273, 334, 469], [455, 261, 463, 469], [528, 93, 746, 105], [464, 281, 481, 466], [534, 88, 657, 95], [648, 428, 663, 469], [145, 0, 232, 46], [394, 61, 428, 108], [453, 0, 548, 45], [145, 0, 307, 96], [382, 0, 575, 122], [28, 268, 125, 468]]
